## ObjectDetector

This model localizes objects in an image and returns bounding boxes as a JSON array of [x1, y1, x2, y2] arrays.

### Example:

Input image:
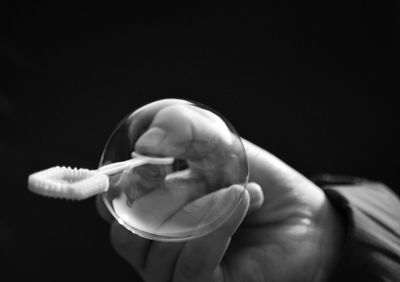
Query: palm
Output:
[[220, 141, 343, 282]]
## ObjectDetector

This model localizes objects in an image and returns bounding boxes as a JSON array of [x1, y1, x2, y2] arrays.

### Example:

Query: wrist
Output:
[[312, 193, 346, 281]]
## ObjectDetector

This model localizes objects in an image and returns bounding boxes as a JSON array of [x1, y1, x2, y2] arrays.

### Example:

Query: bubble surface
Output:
[[100, 99, 248, 241]]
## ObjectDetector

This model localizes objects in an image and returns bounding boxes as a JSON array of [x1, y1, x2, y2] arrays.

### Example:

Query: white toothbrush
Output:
[[28, 153, 174, 200]]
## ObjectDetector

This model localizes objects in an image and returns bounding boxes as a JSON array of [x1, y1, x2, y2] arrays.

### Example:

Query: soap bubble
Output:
[[99, 99, 248, 241]]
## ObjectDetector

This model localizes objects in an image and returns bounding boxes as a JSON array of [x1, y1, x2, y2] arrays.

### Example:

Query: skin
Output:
[[97, 99, 344, 282]]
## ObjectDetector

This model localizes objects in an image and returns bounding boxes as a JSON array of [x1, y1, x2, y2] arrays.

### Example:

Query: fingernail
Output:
[[249, 197, 263, 210], [135, 127, 166, 151], [221, 185, 244, 208]]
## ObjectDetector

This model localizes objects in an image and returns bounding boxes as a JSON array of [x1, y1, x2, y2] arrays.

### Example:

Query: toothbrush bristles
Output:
[[28, 166, 109, 200], [27, 154, 175, 201]]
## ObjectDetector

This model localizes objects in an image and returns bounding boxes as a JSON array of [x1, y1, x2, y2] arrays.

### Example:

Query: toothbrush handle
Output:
[[98, 155, 175, 176], [98, 158, 147, 176]]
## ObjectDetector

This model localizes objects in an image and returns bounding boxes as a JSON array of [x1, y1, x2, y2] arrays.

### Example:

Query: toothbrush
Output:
[[28, 153, 174, 200]]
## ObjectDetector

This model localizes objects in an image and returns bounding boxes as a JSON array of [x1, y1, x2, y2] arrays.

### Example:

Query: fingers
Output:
[[127, 99, 191, 145], [144, 241, 184, 282], [134, 103, 241, 166], [132, 101, 248, 193], [111, 173, 208, 236], [158, 184, 247, 237], [107, 184, 247, 282], [110, 221, 151, 276], [104, 183, 260, 282], [98, 193, 151, 278], [108, 183, 246, 282], [96, 181, 263, 227], [172, 185, 250, 282]]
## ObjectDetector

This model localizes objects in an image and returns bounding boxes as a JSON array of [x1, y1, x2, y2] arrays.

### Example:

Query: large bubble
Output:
[[100, 99, 248, 241]]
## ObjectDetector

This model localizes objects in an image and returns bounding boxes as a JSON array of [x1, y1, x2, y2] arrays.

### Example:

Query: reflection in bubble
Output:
[[100, 99, 248, 241]]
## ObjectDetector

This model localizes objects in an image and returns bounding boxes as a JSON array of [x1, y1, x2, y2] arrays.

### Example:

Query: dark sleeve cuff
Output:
[[313, 175, 400, 282]]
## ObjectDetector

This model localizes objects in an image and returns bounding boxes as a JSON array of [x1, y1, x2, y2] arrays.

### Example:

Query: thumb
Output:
[[246, 182, 264, 214]]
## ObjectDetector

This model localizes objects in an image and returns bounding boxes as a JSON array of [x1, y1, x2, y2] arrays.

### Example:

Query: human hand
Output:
[[97, 99, 344, 282], [101, 98, 253, 238]]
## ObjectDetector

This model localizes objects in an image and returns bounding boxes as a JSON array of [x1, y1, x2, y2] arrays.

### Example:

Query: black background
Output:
[[0, 3, 398, 281]]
